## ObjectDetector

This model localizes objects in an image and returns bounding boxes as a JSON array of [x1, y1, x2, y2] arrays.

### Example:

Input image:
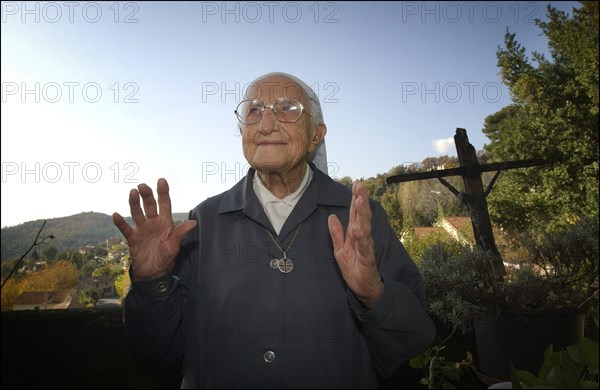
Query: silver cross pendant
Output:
[[277, 258, 294, 273], [270, 257, 294, 274]]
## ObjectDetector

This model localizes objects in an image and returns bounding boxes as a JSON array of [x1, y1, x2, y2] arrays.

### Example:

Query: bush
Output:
[[420, 216, 599, 335]]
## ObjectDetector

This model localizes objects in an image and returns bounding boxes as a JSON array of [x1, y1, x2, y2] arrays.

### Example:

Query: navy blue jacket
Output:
[[123, 163, 435, 388]]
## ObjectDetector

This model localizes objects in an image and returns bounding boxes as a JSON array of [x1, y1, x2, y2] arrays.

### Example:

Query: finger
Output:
[[352, 195, 375, 259], [138, 182, 158, 219], [348, 184, 374, 261], [354, 189, 372, 239], [354, 181, 369, 204], [173, 219, 198, 244], [129, 188, 146, 226], [327, 214, 345, 257], [112, 212, 133, 239], [156, 178, 173, 219], [349, 181, 358, 226]]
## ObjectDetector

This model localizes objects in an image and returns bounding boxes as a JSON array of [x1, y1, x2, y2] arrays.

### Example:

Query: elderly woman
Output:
[[113, 72, 435, 388]]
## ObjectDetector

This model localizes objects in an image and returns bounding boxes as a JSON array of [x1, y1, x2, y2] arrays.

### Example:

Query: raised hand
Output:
[[112, 178, 197, 281], [328, 181, 383, 309]]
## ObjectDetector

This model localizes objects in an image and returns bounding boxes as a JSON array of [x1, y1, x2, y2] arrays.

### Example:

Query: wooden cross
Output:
[[386, 128, 546, 279]]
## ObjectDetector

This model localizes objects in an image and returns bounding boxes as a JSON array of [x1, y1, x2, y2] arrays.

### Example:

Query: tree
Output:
[[41, 245, 58, 261], [80, 261, 98, 278], [483, 2, 599, 235], [93, 246, 108, 258], [0, 278, 20, 311], [334, 176, 353, 188], [1, 261, 12, 281], [398, 176, 467, 228], [114, 272, 131, 302], [92, 264, 124, 278], [79, 288, 99, 308], [402, 229, 464, 266], [67, 251, 83, 269], [22, 260, 79, 291], [380, 189, 403, 238], [1, 260, 79, 310], [92, 266, 111, 277]]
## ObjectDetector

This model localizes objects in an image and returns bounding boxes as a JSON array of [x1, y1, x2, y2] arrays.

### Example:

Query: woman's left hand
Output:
[[328, 181, 384, 309]]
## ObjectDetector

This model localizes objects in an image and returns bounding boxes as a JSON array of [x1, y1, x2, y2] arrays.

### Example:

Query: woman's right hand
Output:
[[112, 178, 197, 281]]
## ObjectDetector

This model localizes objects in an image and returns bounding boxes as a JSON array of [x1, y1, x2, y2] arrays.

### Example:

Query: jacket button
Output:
[[263, 350, 275, 363], [156, 281, 168, 292]]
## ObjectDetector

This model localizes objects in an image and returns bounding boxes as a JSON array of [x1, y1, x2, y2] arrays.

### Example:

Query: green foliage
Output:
[[510, 337, 599, 389], [92, 264, 125, 279], [1, 259, 16, 281], [66, 251, 83, 269], [80, 261, 98, 278], [403, 229, 464, 265], [484, 2, 599, 236], [93, 246, 109, 258], [510, 216, 599, 311], [92, 266, 110, 277], [420, 244, 492, 334], [410, 331, 475, 389], [335, 176, 353, 188], [78, 288, 99, 308], [397, 176, 467, 228], [42, 246, 58, 261], [114, 271, 131, 301], [420, 217, 599, 335], [380, 189, 403, 238]]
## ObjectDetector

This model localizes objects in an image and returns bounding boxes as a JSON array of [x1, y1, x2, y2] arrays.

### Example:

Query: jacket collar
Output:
[[218, 161, 350, 240]]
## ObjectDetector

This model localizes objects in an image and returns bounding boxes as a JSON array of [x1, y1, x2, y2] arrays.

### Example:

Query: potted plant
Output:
[[419, 215, 599, 382], [509, 336, 599, 389]]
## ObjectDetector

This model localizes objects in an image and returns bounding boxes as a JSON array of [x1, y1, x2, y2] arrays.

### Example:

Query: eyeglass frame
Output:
[[234, 97, 313, 125]]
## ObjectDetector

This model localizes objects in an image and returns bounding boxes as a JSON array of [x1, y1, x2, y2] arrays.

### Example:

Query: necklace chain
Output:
[[265, 223, 303, 259]]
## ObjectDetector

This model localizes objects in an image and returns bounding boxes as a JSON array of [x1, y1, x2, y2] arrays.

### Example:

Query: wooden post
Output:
[[454, 128, 505, 278], [386, 128, 546, 280]]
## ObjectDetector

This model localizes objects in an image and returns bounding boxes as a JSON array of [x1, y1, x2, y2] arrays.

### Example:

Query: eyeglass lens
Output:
[[237, 98, 303, 124]]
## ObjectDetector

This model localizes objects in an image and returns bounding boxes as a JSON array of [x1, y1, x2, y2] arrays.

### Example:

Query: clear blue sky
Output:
[[1, 1, 580, 228]]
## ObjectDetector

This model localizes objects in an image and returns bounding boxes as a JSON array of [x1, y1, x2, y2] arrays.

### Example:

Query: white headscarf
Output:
[[309, 140, 328, 176]]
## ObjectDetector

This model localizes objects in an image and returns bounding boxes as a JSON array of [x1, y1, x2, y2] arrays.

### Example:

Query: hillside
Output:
[[0, 211, 189, 262]]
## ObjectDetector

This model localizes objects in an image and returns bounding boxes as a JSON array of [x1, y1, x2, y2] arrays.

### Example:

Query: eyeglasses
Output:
[[234, 98, 312, 125]]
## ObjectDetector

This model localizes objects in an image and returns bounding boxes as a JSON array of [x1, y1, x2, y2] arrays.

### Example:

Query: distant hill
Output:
[[1, 211, 189, 262]]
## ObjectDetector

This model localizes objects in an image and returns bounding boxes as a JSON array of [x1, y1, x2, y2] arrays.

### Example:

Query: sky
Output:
[[0, 1, 581, 228]]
